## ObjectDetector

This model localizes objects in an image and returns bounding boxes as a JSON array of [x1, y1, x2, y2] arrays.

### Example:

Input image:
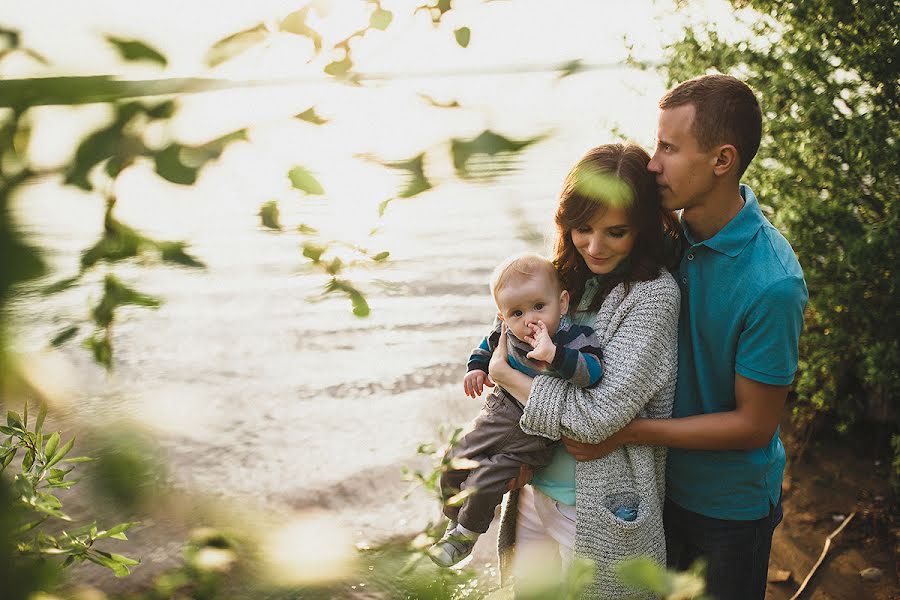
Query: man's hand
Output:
[[463, 369, 494, 398], [562, 426, 630, 461], [525, 320, 556, 363]]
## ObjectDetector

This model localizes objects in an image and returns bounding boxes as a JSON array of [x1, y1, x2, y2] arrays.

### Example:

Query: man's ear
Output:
[[713, 144, 739, 177], [559, 290, 570, 316]]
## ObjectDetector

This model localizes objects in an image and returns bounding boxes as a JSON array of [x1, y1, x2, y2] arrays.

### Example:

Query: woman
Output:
[[488, 143, 681, 599]]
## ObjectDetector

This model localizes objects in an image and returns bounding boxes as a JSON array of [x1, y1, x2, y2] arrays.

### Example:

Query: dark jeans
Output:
[[664, 496, 783, 600]]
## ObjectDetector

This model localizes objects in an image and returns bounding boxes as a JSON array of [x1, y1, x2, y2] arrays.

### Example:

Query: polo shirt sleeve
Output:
[[735, 275, 808, 385]]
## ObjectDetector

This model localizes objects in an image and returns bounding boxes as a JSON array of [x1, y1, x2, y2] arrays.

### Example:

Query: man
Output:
[[564, 74, 808, 599]]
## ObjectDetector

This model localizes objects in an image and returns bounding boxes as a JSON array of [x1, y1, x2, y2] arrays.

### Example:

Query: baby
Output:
[[429, 252, 604, 567]]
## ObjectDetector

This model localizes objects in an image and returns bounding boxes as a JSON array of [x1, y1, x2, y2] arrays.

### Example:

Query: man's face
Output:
[[647, 104, 718, 212]]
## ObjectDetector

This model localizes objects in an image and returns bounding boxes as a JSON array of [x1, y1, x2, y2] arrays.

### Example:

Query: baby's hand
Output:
[[463, 369, 494, 398], [525, 321, 557, 363]]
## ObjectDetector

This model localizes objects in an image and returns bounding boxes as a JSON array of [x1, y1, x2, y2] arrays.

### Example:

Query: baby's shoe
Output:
[[427, 524, 477, 568]]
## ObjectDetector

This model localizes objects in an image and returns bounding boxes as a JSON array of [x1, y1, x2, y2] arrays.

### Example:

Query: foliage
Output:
[[663, 0, 899, 463], [0, 403, 140, 578]]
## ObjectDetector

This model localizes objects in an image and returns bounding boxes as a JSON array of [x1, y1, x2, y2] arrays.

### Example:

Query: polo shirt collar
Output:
[[679, 184, 766, 257]]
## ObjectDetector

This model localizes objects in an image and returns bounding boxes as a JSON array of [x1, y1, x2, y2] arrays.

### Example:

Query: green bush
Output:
[[663, 0, 899, 471]]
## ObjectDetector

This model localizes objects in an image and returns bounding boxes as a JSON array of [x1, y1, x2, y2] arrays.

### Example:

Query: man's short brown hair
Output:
[[660, 74, 762, 177]]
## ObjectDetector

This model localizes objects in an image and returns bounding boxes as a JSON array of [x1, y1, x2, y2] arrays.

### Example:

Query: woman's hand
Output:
[[488, 323, 514, 387]]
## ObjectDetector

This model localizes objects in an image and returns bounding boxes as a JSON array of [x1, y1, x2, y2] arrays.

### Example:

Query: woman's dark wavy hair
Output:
[[553, 143, 682, 314]]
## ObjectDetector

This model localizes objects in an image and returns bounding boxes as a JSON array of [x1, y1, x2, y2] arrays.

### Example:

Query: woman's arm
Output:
[[520, 276, 680, 444]]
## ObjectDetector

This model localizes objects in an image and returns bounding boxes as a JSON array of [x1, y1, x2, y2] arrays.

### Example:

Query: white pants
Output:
[[511, 485, 577, 586]]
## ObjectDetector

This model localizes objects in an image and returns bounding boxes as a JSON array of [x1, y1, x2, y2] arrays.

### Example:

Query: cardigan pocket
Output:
[[595, 489, 648, 531]]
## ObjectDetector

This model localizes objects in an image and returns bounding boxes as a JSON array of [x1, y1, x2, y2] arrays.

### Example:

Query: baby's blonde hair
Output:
[[490, 252, 561, 304]]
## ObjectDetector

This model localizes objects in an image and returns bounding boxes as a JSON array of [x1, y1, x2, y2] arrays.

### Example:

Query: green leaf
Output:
[[46, 436, 75, 468], [61, 456, 94, 463], [109, 552, 140, 566], [450, 129, 545, 179], [35, 403, 47, 435], [372, 251, 390, 262], [206, 23, 268, 67], [279, 7, 323, 51], [106, 37, 168, 67], [446, 487, 477, 507], [454, 27, 471, 48], [368, 152, 432, 198], [92, 274, 162, 329], [22, 448, 35, 471], [44, 432, 60, 461], [258, 200, 282, 230], [370, 8, 393, 30], [7, 411, 23, 430], [324, 257, 343, 275], [324, 56, 353, 77], [51, 326, 79, 347], [154, 144, 198, 185], [84, 334, 112, 370], [42, 275, 80, 296], [88, 553, 131, 577], [301, 243, 326, 262], [156, 241, 205, 268], [294, 107, 328, 125], [296, 223, 319, 234], [325, 279, 370, 317], [614, 556, 669, 594], [1, 448, 16, 469], [288, 166, 325, 195]]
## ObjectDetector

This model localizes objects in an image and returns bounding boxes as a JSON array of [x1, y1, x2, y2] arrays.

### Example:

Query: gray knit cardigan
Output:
[[497, 270, 680, 599]]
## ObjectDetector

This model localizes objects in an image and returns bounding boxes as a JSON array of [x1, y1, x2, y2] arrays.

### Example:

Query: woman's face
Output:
[[570, 204, 638, 275]]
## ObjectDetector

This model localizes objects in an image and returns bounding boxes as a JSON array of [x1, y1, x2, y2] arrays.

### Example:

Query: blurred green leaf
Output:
[[50, 326, 79, 348], [557, 58, 586, 79], [572, 165, 634, 208], [105, 37, 168, 67], [181, 129, 247, 167], [302, 243, 326, 262], [379, 153, 432, 198], [41, 276, 80, 296], [614, 557, 669, 594], [65, 103, 143, 190], [418, 93, 460, 109], [279, 7, 323, 51], [206, 23, 268, 67], [372, 251, 390, 262], [297, 223, 319, 234], [92, 274, 161, 328], [288, 165, 325, 195], [85, 333, 112, 369], [258, 200, 282, 230], [370, 7, 394, 30], [294, 106, 329, 125], [156, 241, 205, 268], [451, 129, 544, 179], [324, 257, 343, 275], [324, 55, 353, 77], [154, 144, 198, 185], [454, 27, 470, 48], [325, 279, 369, 317]]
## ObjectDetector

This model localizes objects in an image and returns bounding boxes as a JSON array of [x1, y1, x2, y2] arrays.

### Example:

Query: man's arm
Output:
[[563, 374, 787, 459]]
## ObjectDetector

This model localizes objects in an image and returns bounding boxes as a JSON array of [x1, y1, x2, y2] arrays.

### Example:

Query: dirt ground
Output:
[[764, 424, 899, 600]]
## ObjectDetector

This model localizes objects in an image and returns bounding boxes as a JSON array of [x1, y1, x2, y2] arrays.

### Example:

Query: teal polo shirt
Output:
[[666, 184, 808, 520]]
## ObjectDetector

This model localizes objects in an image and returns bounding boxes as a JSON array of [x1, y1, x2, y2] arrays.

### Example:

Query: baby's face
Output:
[[495, 272, 569, 342]]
